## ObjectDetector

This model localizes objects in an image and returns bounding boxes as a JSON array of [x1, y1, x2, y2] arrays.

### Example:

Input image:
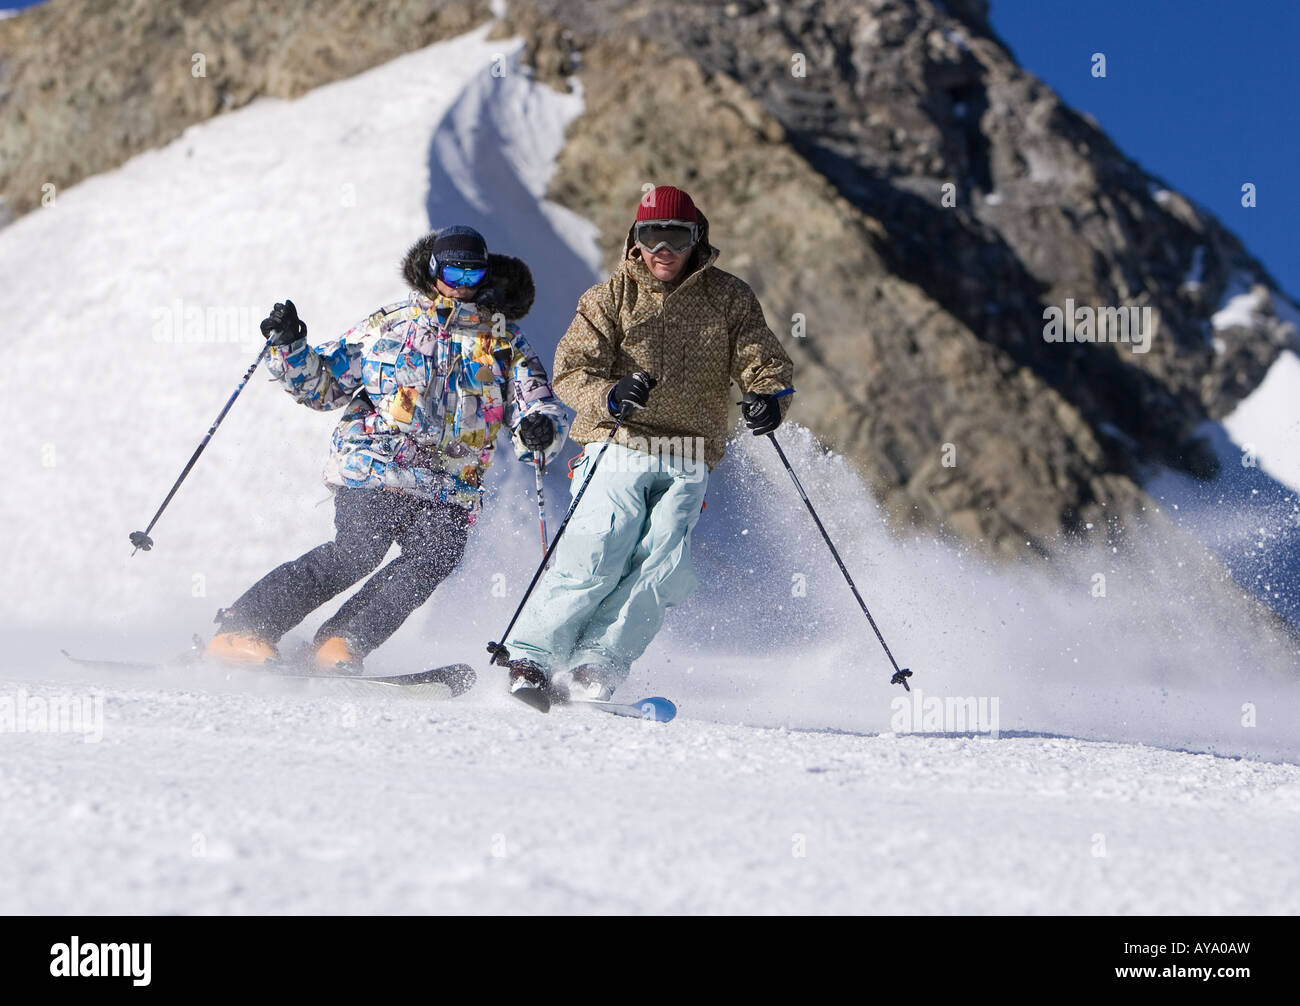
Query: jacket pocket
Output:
[[682, 319, 730, 393], [364, 341, 403, 396], [620, 317, 662, 378]]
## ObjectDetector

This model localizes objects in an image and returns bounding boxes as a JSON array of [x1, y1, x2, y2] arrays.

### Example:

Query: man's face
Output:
[[639, 244, 691, 283]]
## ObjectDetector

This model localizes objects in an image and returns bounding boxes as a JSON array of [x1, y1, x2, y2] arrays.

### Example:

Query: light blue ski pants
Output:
[[506, 441, 709, 681]]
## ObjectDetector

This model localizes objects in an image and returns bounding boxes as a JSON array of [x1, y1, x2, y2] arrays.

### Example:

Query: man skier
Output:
[[499, 186, 793, 701], [208, 226, 567, 672]]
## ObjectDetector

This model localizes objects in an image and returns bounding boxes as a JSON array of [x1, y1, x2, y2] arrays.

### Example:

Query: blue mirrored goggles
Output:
[[437, 262, 488, 288]]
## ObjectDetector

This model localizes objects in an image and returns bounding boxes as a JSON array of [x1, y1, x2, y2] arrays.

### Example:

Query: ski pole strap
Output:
[[766, 432, 912, 690]]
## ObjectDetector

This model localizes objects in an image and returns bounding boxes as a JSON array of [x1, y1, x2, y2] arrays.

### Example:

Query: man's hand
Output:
[[260, 300, 307, 346], [740, 391, 783, 436], [609, 371, 657, 417], [518, 414, 555, 452]]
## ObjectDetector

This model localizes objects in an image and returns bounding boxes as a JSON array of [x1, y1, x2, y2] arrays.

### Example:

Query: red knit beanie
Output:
[[636, 185, 698, 223]]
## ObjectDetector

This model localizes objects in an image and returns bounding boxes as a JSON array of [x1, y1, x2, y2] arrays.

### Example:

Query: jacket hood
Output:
[[401, 231, 536, 321], [622, 210, 717, 279]]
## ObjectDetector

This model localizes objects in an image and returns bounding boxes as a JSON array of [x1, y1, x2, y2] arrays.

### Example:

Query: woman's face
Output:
[[435, 277, 479, 300]]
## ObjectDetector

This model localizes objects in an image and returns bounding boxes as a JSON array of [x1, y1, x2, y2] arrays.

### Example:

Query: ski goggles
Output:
[[437, 262, 488, 287], [633, 219, 699, 255]]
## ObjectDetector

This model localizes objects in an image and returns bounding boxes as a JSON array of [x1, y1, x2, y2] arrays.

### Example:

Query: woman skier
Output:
[[208, 226, 567, 672]]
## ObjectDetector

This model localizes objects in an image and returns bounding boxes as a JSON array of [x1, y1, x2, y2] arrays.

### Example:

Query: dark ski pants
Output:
[[219, 487, 470, 656]]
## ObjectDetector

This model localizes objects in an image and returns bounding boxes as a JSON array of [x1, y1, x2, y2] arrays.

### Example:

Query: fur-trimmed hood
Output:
[[401, 231, 536, 321]]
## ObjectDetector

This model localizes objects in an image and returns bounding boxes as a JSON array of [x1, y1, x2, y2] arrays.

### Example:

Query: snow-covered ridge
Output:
[[1212, 269, 1300, 335], [1223, 350, 1300, 494]]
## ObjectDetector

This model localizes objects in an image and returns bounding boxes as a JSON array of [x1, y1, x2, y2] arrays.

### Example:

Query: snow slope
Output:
[[2, 25, 1299, 914]]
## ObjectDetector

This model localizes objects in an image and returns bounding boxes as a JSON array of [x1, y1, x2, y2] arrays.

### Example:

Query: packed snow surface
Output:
[[5, 668, 1299, 914]]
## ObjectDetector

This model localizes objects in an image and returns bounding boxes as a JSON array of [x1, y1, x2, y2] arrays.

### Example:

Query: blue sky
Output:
[[990, 0, 1299, 298]]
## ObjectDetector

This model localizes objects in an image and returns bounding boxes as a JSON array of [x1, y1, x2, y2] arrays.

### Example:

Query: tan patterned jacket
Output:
[[553, 213, 794, 469]]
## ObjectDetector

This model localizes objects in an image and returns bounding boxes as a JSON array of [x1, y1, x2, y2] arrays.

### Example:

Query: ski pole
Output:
[[130, 342, 271, 554], [487, 408, 632, 667], [765, 432, 913, 691], [534, 457, 549, 554]]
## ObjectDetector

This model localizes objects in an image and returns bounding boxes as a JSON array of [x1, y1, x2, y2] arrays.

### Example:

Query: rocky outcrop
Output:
[[504, 0, 1299, 556], [0, 0, 491, 220]]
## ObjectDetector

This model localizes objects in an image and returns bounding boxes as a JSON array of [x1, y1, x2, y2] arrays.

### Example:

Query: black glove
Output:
[[609, 371, 657, 417], [518, 414, 555, 452], [740, 391, 783, 435], [260, 299, 307, 346]]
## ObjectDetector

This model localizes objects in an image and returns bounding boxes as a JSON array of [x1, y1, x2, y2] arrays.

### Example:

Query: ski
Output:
[[510, 683, 675, 722], [510, 686, 553, 714], [59, 650, 159, 671], [350, 664, 476, 696], [60, 649, 476, 697], [573, 695, 676, 722], [267, 664, 477, 699]]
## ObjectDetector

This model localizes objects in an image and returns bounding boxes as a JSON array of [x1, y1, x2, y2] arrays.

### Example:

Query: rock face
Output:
[[0, 0, 490, 219], [506, 0, 1299, 556], [3, 0, 1295, 559]]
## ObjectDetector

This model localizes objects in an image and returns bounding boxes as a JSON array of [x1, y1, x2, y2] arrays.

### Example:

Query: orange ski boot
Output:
[[314, 636, 364, 675], [205, 631, 278, 666]]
